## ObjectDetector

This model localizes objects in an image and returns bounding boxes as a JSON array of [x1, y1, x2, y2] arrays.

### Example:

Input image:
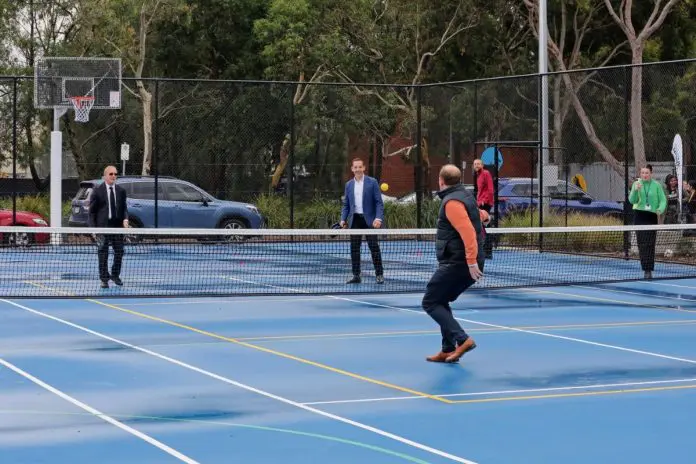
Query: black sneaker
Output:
[[376, 275, 384, 284], [346, 275, 361, 284]]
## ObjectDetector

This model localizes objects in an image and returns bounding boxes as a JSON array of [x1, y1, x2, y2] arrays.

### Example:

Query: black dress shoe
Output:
[[111, 276, 123, 286], [346, 275, 361, 284], [100, 280, 109, 289]]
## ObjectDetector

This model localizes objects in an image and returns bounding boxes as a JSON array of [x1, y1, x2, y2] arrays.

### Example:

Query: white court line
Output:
[[302, 377, 696, 406], [0, 356, 197, 463], [0, 299, 477, 464], [647, 281, 696, 290], [569, 284, 696, 305], [117, 296, 335, 306], [222, 277, 696, 367]]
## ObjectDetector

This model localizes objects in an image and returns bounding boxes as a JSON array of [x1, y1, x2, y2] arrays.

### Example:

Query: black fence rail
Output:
[[1, 59, 695, 231]]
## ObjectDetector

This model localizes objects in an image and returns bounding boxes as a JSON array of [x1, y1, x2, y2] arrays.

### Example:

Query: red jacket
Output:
[[476, 168, 494, 207]]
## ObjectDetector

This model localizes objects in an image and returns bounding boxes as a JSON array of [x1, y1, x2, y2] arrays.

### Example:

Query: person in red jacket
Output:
[[473, 159, 494, 259]]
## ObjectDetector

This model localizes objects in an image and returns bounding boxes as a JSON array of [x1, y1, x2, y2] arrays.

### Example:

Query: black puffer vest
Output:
[[435, 184, 484, 265]]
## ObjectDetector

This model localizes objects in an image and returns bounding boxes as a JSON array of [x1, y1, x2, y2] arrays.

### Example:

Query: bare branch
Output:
[[336, 69, 409, 110], [159, 84, 202, 119], [384, 144, 416, 159], [79, 115, 121, 150], [411, 3, 477, 87], [603, 0, 633, 38], [640, 0, 680, 40]]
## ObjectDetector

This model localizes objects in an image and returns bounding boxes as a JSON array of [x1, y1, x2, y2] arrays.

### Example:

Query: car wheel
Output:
[[219, 218, 248, 242], [4, 228, 33, 248]]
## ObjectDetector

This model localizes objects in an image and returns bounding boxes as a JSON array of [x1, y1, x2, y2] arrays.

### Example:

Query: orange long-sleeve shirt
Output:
[[444, 202, 489, 265]]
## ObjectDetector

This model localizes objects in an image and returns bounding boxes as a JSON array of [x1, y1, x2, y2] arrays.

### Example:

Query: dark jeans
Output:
[[480, 203, 493, 258], [350, 214, 383, 277], [634, 209, 658, 272], [422, 263, 476, 352], [97, 223, 124, 281]]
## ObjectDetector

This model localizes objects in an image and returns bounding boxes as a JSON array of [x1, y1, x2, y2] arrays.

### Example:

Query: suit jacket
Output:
[[341, 175, 384, 227], [88, 182, 128, 227]]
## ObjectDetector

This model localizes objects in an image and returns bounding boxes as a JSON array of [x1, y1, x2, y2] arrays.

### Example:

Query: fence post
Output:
[[289, 89, 296, 229], [623, 65, 630, 258], [154, 80, 160, 228], [12, 77, 18, 224], [415, 85, 422, 228]]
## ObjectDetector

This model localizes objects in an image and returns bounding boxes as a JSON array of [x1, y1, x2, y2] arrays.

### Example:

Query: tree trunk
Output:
[[137, 80, 153, 175], [630, 45, 646, 171], [271, 134, 290, 189], [552, 75, 563, 166], [561, 72, 624, 175]]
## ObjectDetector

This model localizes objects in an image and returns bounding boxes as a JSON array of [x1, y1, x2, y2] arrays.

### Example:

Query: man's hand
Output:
[[340, 220, 347, 228], [468, 263, 483, 281], [123, 219, 129, 228], [372, 218, 382, 228]]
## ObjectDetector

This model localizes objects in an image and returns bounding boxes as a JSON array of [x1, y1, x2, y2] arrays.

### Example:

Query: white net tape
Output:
[[69, 96, 95, 123]]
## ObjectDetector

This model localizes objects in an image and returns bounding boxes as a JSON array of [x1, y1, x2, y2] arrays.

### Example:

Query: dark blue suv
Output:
[[68, 176, 265, 230], [496, 177, 623, 219]]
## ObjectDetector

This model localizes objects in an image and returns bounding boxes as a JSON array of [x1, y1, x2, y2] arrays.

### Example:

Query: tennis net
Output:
[[0, 224, 695, 298]]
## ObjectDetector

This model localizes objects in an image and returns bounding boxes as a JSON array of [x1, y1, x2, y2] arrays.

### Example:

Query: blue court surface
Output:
[[2, 278, 696, 463]]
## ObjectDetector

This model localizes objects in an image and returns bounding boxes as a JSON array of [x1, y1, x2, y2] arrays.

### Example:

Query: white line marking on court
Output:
[[569, 284, 696, 304], [0, 355, 198, 463], [646, 281, 696, 290], [220, 277, 696, 367], [302, 377, 696, 406], [0, 299, 478, 464], [117, 296, 335, 306]]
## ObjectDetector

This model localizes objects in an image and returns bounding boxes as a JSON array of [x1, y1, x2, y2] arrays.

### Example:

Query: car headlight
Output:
[[32, 218, 48, 225], [245, 205, 259, 214]]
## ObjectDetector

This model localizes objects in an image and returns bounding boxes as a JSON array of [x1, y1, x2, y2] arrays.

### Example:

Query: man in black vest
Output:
[[423, 164, 486, 363], [88, 165, 129, 288]]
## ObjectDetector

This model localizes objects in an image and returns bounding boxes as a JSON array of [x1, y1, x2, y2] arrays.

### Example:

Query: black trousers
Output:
[[422, 262, 477, 352], [480, 203, 493, 258], [350, 214, 383, 277], [634, 209, 658, 272], [97, 221, 124, 281]]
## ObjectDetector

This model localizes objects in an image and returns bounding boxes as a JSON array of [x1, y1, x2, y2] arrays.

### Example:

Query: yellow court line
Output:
[[448, 383, 696, 404], [21, 282, 450, 404]]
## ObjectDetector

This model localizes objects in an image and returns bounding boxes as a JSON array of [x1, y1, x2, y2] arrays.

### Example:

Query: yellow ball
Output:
[[380, 182, 389, 192]]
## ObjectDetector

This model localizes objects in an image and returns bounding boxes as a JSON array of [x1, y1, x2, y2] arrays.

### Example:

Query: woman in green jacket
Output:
[[629, 165, 667, 279]]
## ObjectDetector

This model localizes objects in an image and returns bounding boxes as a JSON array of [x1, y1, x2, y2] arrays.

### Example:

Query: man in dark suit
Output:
[[88, 165, 129, 288], [340, 158, 385, 284]]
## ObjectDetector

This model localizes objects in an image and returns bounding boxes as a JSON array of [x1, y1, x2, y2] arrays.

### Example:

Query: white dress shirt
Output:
[[353, 177, 364, 214]]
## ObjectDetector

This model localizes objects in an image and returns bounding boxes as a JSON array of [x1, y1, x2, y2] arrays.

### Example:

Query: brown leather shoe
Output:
[[426, 351, 453, 363], [445, 338, 477, 363]]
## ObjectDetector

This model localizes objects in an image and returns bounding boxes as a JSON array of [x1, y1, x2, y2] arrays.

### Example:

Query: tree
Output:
[[523, 0, 626, 167], [254, 0, 352, 188], [336, 0, 479, 193], [603, 0, 682, 169]]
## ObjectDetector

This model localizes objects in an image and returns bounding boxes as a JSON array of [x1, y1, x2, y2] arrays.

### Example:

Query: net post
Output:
[[50, 108, 67, 244]]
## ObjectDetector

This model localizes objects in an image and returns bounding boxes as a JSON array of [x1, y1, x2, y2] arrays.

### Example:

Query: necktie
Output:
[[109, 187, 116, 220]]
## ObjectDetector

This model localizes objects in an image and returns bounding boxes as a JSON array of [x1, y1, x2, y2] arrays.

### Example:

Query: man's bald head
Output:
[[103, 165, 118, 185], [439, 164, 462, 187]]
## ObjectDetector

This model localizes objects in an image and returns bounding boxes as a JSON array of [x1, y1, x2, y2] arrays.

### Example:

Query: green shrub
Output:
[[497, 210, 625, 251]]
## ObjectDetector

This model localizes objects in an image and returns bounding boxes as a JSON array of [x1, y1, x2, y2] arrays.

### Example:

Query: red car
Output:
[[0, 209, 50, 246]]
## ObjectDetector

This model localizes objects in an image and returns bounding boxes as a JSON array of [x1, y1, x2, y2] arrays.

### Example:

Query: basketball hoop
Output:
[[69, 95, 95, 122]]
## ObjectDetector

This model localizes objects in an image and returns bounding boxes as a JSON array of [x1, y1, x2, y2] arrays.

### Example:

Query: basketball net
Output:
[[69, 96, 95, 123]]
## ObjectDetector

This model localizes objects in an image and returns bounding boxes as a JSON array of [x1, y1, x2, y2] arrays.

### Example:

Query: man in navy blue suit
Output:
[[340, 158, 385, 284]]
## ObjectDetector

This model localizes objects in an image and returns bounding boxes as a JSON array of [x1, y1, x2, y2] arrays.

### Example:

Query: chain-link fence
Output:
[[1, 59, 695, 231]]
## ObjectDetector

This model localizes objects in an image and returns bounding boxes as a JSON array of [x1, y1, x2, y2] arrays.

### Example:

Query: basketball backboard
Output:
[[34, 57, 122, 110]]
